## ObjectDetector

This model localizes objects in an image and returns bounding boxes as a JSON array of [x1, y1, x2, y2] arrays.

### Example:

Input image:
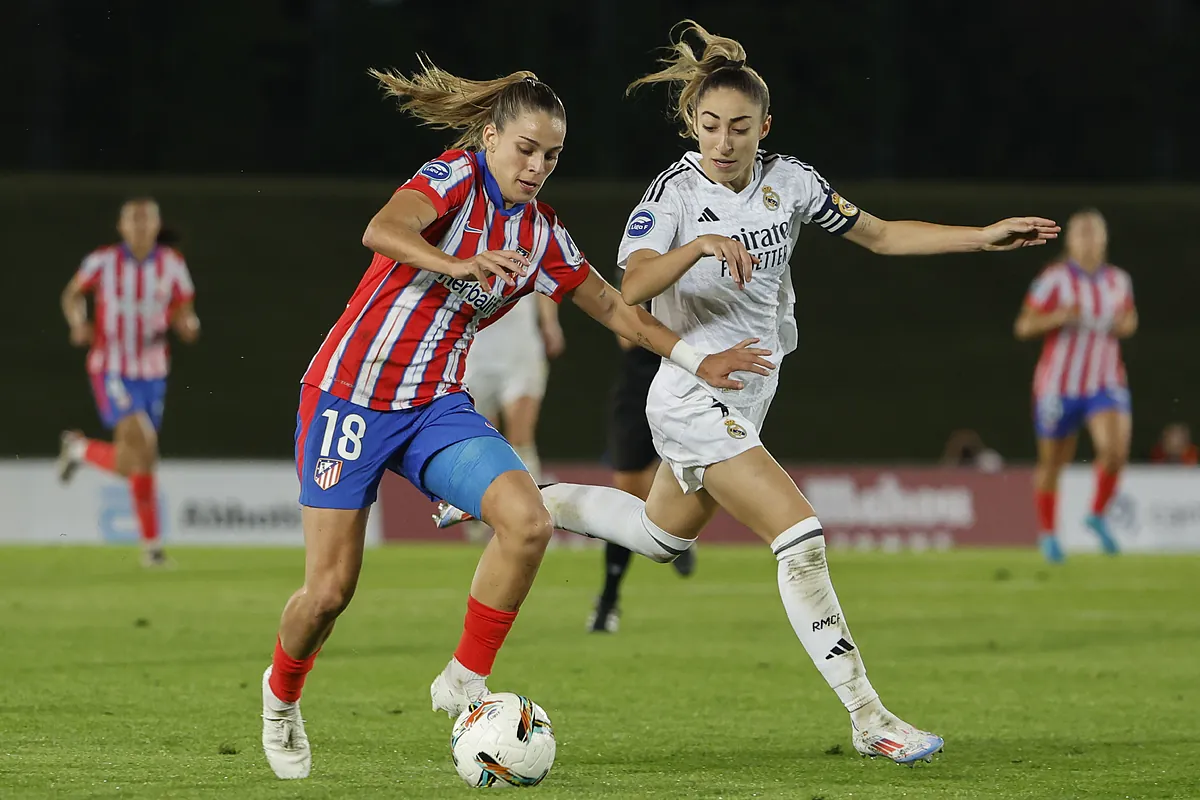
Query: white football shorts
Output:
[[645, 374, 774, 494]]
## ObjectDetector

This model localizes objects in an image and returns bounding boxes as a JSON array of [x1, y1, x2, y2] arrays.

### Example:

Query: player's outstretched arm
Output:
[[362, 190, 529, 286], [843, 211, 1060, 256], [568, 267, 774, 390]]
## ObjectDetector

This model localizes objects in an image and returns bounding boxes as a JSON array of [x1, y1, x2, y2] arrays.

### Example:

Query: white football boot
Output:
[[261, 667, 312, 779], [432, 500, 473, 529], [852, 709, 944, 765], [56, 430, 85, 484], [430, 657, 490, 718]]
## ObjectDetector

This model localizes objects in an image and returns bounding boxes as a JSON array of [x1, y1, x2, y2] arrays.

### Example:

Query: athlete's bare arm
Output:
[[535, 294, 565, 358], [567, 267, 773, 391], [61, 275, 92, 347], [622, 235, 758, 305], [1014, 304, 1079, 341], [170, 300, 201, 344], [844, 210, 1060, 256], [362, 189, 529, 286]]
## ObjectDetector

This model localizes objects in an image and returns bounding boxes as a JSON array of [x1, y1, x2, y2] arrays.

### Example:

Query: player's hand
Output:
[[980, 217, 1061, 251], [695, 235, 758, 289], [453, 250, 530, 287], [696, 338, 775, 390], [174, 313, 201, 344], [541, 320, 566, 359], [1051, 305, 1080, 328], [1112, 307, 1137, 338], [69, 322, 93, 347]]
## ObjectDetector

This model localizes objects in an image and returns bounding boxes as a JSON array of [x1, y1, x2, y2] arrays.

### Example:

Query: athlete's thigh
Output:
[[1036, 433, 1078, 469], [500, 395, 543, 447], [1086, 409, 1133, 460], [295, 385, 403, 510], [397, 393, 522, 521], [702, 446, 814, 544], [613, 460, 659, 503], [301, 506, 370, 591], [644, 461, 720, 540]]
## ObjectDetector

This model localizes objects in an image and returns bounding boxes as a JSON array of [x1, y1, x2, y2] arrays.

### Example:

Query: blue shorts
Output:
[[90, 373, 167, 430], [294, 385, 527, 517], [1033, 387, 1131, 440]]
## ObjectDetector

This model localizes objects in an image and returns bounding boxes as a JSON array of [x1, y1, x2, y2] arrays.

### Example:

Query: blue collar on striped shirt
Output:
[[474, 150, 527, 217], [120, 243, 160, 263], [1066, 260, 1108, 279]]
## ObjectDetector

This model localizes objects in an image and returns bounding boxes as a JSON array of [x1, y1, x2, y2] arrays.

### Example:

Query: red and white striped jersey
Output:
[[1025, 261, 1134, 397], [304, 149, 590, 410], [75, 245, 195, 378]]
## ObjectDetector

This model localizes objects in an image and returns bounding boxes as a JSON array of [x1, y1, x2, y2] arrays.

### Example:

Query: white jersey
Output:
[[617, 150, 861, 409]]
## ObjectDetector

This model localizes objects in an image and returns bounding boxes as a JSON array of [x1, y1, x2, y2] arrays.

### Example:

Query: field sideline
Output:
[[1, 545, 1196, 799]]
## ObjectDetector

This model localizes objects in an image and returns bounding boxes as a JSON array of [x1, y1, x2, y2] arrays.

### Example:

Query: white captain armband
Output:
[[813, 190, 861, 235]]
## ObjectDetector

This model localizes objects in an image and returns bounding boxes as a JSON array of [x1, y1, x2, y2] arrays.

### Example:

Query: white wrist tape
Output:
[[668, 340, 707, 375]]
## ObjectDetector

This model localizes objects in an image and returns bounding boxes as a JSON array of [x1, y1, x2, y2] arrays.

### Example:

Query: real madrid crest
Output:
[[724, 419, 748, 439], [831, 191, 858, 217], [762, 185, 781, 211]]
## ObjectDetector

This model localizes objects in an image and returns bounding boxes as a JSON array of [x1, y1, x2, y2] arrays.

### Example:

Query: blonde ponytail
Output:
[[368, 55, 564, 150], [627, 20, 769, 138]]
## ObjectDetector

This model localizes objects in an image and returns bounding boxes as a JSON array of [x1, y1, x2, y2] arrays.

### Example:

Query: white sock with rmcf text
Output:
[[772, 517, 881, 719]]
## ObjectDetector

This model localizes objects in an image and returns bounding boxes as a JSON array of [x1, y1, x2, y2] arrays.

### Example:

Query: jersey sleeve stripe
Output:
[[642, 162, 688, 203]]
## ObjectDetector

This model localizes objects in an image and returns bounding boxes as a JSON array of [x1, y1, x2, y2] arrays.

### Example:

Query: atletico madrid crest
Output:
[[314, 457, 343, 490]]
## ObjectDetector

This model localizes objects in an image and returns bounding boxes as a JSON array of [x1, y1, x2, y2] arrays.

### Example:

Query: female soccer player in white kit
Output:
[[439, 20, 1061, 764]]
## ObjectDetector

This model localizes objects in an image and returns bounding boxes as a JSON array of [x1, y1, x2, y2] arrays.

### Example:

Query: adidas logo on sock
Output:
[[824, 637, 856, 660], [697, 207, 719, 222]]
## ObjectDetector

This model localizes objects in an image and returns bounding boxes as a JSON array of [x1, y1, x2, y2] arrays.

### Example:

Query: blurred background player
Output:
[[588, 304, 696, 634], [1015, 208, 1137, 562], [56, 198, 200, 567], [460, 294, 564, 542], [1149, 422, 1197, 465]]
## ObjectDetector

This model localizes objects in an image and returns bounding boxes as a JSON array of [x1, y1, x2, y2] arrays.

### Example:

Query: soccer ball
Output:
[[451, 692, 556, 788]]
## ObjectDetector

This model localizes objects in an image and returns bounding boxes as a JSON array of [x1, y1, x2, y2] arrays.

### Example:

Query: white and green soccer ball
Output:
[[451, 692, 556, 789]]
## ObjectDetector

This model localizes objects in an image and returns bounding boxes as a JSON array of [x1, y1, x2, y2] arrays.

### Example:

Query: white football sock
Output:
[[540, 483, 693, 563], [772, 517, 882, 721], [514, 445, 542, 484]]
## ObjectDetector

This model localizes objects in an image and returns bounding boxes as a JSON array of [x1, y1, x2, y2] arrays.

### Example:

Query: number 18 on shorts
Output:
[[294, 383, 509, 510]]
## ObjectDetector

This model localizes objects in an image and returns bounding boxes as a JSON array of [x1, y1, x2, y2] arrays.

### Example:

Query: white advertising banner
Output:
[[0, 459, 381, 546], [1059, 465, 1200, 553]]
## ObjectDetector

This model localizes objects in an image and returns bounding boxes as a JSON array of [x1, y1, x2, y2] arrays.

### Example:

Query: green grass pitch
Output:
[[0, 545, 1196, 799]]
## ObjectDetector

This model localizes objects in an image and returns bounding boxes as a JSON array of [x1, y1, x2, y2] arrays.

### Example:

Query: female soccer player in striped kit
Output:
[[441, 20, 1058, 764], [259, 58, 771, 780], [57, 198, 200, 567], [1015, 208, 1137, 562]]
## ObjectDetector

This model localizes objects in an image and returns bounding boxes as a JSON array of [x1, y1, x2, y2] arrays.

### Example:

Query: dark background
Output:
[[4, 0, 1198, 462]]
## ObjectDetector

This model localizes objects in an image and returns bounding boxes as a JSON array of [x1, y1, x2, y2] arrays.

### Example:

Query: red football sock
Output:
[[84, 439, 117, 473], [454, 596, 518, 676], [269, 637, 320, 703], [1092, 467, 1120, 516], [1034, 490, 1057, 533], [129, 473, 159, 544]]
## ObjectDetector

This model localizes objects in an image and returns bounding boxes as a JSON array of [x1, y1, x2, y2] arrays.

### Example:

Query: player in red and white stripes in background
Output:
[[57, 198, 200, 567], [1015, 208, 1137, 562]]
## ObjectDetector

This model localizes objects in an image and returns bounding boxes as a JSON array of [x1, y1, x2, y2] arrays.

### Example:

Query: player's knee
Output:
[[1098, 450, 1126, 473], [491, 500, 555, 556], [306, 574, 357, 621]]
